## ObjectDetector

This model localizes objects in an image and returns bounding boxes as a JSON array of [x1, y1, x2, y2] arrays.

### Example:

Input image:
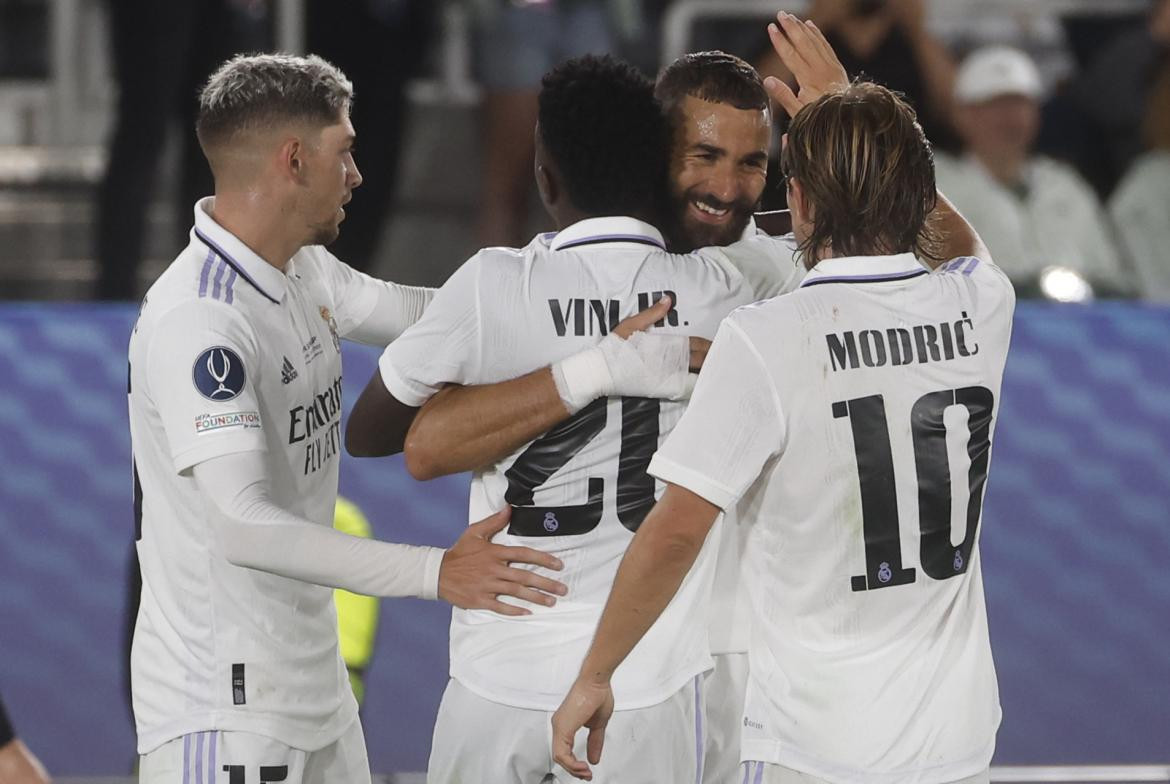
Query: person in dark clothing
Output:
[[305, 0, 437, 272], [94, 0, 271, 301]]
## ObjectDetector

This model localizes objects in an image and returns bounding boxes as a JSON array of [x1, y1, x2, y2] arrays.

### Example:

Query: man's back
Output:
[[381, 216, 772, 710], [657, 252, 1014, 780]]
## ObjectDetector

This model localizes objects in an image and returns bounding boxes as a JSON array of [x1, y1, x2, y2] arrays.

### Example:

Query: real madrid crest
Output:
[[320, 306, 341, 352]]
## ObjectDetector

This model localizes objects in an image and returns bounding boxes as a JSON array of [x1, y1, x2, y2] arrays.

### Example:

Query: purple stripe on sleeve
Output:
[[198, 249, 215, 298], [964, 256, 981, 276], [211, 260, 227, 301], [741, 762, 751, 784], [224, 267, 238, 305], [753, 760, 765, 784], [183, 734, 191, 784], [694, 675, 705, 784], [208, 731, 217, 784], [195, 731, 205, 784]]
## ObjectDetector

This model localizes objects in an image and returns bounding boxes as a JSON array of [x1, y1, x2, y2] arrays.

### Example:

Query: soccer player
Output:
[[347, 54, 801, 782], [552, 15, 1013, 784], [349, 50, 795, 784], [127, 53, 565, 784]]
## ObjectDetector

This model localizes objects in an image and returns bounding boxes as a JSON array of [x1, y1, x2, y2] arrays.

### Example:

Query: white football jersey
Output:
[[650, 253, 1014, 782], [380, 216, 801, 710], [129, 200, 414, 753]]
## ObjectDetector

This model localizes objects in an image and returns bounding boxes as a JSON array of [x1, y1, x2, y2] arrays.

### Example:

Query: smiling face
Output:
[[668, 95, 770, 250], [300, 112, 362, 246]]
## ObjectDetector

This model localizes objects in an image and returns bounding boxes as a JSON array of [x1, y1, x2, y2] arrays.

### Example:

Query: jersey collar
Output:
[[192, 198, 287, 304], [800, 252, 928, 288], [549, 217, 667, 252]]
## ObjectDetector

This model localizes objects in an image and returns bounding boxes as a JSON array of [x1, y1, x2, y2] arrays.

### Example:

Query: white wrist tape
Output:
[[551, 332, 692, 413], [552, 344, 614, 413]]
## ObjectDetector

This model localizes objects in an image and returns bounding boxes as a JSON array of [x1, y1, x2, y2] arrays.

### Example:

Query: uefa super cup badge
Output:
[[320, 306, 341, 352]]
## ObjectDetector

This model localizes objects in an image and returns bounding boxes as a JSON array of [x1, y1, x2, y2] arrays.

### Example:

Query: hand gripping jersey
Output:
[[128, 200, 420, 753], [650, 253, 1014, 782], [380, 217, 800, 710]]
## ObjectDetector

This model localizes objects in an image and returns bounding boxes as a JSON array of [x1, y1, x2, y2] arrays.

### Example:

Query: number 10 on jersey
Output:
[[833, 386, 994, 592]]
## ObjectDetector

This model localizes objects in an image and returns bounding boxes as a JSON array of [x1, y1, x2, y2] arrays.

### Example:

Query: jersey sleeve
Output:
[[378, 253, 484, 407], [708, 233, 804, 300], [648, 316, 785, 510], [311, 249, 434, 344], [145, 300, 267, 473]]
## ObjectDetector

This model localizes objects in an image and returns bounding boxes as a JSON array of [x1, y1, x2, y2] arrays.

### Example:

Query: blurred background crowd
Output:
[[0, 0, 1167, 301]]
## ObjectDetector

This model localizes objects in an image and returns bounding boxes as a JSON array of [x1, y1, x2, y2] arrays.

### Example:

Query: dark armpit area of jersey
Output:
[[0, 693, 14, 747]]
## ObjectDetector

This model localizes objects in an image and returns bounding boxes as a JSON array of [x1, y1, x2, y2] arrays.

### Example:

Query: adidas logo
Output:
[[281, 356, 298, 385]]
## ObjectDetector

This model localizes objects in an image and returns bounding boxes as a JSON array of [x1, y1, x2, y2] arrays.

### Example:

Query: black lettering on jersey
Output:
[[636, 290, 680, 327], [288, 376, 343, 444], [548, 298, 621, 337], [827, 312, 979, 372]]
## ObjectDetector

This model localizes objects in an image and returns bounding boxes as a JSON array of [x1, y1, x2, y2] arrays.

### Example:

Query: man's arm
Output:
[[194, 450, 566, 614], [551, 485, 719, 779], [929, 190, 993, 269], [345, 372, 419, 457], [361, 296, 708, 478]]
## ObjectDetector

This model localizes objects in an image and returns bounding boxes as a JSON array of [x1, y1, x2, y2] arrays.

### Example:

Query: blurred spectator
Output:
[[306, 0, 436, 272], [0, 695, 50, 784], [94, 0, 271, 301], [1047, 0, 1170, 196], [936, 46, 1129, 297], [756, 0, 958, 148], [470, 0, 638, 247], [1110, 60, 1170, 303]]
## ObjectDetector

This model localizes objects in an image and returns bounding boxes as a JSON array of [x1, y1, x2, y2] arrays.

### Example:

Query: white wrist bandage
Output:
[[551, 332, 692, 413]]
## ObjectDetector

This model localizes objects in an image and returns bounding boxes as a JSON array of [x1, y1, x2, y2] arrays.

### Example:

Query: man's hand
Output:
[[551, 676, 615, 781], [763, 11, 850, 118], [612, 296, 710, 373], [439, 508, 567, 616], [0, 739, 51, 784]]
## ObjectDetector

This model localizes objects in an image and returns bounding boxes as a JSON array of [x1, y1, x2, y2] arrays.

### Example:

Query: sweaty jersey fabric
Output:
[[380, 216, 801, 711], [129, 199, 427, 753], [651, 253, 1013, 782]]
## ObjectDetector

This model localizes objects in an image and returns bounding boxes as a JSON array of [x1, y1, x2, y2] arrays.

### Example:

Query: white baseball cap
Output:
[[954, 46, 1044, 104]]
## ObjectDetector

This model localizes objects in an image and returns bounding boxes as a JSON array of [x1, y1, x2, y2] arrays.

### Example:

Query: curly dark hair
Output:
[[538, 55, 669, 218], [782, 80, 941, 267]]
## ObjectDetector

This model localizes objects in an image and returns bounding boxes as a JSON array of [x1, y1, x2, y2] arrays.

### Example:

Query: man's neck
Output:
[[208, 191, 302, 271]]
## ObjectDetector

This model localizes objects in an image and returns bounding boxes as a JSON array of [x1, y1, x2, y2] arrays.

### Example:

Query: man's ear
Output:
[[278, 136, 307, 184], [535, 162, 557, 207]]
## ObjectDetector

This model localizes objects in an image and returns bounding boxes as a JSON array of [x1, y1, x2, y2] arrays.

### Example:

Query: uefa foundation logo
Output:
[[193, 346, 247, 402]]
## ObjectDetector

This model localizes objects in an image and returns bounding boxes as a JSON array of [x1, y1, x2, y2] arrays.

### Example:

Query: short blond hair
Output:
[[196, 53, 353, 151]]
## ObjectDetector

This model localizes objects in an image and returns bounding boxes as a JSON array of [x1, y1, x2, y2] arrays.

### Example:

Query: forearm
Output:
[[930, 190, 991, 268], [405, 369, 570, 480], [194, 452, 444, 598], [578, 487, 719, 683]]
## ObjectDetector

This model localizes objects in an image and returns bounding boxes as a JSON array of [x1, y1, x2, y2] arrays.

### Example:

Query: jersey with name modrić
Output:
[[381, 216, 800, 711], [650, 253, 1013, 782]]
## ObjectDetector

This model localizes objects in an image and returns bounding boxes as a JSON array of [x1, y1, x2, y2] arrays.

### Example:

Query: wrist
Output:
[[551, 344, 614, 413]]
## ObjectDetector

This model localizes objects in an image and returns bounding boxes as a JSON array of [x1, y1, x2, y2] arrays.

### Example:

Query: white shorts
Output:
[[738, 762, 991, 784], [139, 718, 370, 784], [703, 652, 748, 784], [428, 677, 705, 783]]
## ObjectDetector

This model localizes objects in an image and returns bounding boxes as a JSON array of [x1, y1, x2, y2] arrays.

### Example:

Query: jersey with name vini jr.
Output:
[[379, 219, 799, 711]]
